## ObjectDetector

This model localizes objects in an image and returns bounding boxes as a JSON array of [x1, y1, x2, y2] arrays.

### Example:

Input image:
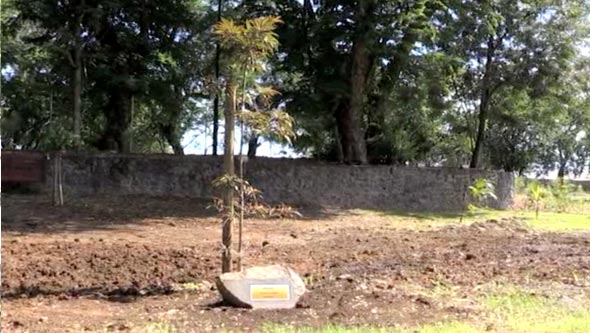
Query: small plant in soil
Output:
[[527, 181, 546, 219], [143, 322, 175, 333]]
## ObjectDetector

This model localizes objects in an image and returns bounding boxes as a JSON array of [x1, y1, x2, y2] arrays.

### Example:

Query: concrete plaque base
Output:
[[216, 265, 306, 309]]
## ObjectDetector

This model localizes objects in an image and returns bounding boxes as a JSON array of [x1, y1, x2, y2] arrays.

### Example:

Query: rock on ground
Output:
[[216, 265, 306, 309]]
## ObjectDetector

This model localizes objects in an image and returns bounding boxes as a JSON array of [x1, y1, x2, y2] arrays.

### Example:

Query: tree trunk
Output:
[[93, 12, 137, 153], [334, 125, 344, 162], [72, 3, 84, 149], [470, 93, 489, 168], [170, 141, 184, 155], [247, 135, 258, 157], [367, 5, 428, 161], [302, 0, 315, 66], [73, 51, 82, 148], [161, 124, 184, 155], [335, 100, 353, 163], [347, 41, 369, 164], [372, 26, 419, 132], [470, 35, 496, 169], [212, 0, 223, 156], [337, 0, 373, 164], [221, 77, 236, 273], [99, 88, 132, 152], [160, 87, 185, 155], [558, 163, 566, 183]]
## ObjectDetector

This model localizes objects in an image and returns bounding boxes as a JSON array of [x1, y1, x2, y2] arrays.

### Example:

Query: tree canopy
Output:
[[2, 0, 589, 176]]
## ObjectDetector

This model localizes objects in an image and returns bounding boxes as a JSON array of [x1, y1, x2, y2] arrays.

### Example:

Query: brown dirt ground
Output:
[[2, 194, 590, 332]]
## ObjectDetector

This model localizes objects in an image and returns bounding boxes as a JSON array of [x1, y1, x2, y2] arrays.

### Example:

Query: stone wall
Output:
[[572, 180, 590, 191], [46, 153, 515, 211]]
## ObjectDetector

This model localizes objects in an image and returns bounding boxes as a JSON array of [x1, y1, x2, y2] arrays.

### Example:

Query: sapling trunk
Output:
[[53, 152, 64, 206], [221, 78, 236, 273], [58, 154, 63, 205], [237, 69, 248, 271], [213, 15, 283, 274]]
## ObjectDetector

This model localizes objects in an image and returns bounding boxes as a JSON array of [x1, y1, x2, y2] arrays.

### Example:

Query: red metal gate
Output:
[[1, 150, 46, 183]]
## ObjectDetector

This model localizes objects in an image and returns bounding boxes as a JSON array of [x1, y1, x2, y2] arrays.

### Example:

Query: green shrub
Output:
[[468, 178, 497, 213], [549, 181, 575, 213]]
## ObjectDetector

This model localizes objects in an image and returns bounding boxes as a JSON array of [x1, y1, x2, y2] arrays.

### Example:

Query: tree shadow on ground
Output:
[[1, 193, 219, 234], [1, 284, 180, 303], [1, 194, 338, 234]]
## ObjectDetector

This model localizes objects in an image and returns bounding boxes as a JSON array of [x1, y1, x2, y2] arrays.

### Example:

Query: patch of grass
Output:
[[135, 322, 175, 333], [405, 322, 480, 333], [365, 209, 497, 229], [177, 281, 211, 291], [373, 208, 590, 232], [264, 285, 590, 333], [486, 289, 590, 333], [516, 211, 590, 231], [516, 177, 590, 214], [395, 210, 495, 222], [262, 322, 479, 333], [302, 273, 318, 287]]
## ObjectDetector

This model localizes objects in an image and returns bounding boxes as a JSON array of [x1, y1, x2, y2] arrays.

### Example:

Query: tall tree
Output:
[[437, 0, 586, 168], [90, 0, 201, 152], [244, 0, 442, 163], [3, 0, 210, 153], [534, 58, 590, 178], [9, 0, 95, 148], [2, 2, 75, 149]]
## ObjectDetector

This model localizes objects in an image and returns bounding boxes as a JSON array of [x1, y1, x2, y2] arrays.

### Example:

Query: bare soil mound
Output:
[[2, 195, 589, 332]]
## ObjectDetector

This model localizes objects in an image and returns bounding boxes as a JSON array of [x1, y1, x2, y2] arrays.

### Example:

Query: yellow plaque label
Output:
[[250, 284, 290, 301]]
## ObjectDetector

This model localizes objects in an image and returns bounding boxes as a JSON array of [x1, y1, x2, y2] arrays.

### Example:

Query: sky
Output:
[[181, 122, 302, 158]]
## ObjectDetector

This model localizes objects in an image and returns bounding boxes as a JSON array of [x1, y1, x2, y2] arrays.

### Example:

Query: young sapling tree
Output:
[[528, 181, 546, 220], [213, 16, 293, 272]]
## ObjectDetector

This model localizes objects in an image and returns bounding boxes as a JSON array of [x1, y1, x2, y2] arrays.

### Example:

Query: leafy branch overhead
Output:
[[214, 16, 282, 74], [240, 106, 295, 144], [213, 15, 294, 143], [211, 175, 301, 219], [2, 0, 589, 175]]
